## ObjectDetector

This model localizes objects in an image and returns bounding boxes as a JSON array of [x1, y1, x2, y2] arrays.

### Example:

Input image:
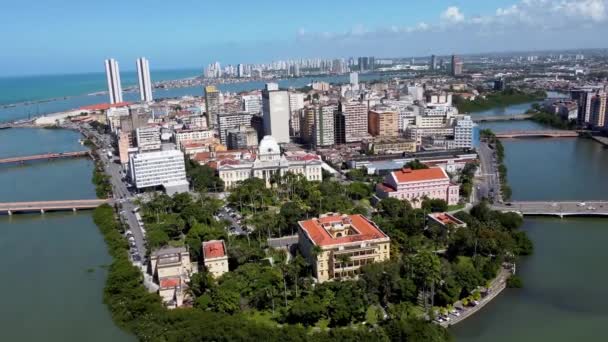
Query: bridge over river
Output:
[[0, 151, 90, 165], [492, 201, 608, 217], [472, 114, 533, 123], [494, 130, 579, 138], [0, 199, 109, 215]]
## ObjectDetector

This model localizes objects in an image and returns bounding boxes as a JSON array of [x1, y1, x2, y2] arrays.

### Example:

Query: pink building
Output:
[[375, 167, 459, 207]]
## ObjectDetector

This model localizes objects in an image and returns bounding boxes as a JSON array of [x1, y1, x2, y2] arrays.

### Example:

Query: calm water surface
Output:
[[0, 128, 134, 341], [453, 117, 608, 341]]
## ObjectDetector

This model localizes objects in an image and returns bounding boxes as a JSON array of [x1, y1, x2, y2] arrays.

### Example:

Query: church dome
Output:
[[258, 135, 281, 155]]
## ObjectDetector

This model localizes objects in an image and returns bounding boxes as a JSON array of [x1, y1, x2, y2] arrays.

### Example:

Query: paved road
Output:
[[474, 142, 500, 203], [82, 126, 147, 261], [439, 268, 511, 327]]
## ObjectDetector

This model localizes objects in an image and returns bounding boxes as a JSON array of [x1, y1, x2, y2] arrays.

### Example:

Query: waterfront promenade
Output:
[[0, 199, 109, 215], [0, 150, 90, 165], [493, 201, 608, 217], [441, 268, 511, 328]]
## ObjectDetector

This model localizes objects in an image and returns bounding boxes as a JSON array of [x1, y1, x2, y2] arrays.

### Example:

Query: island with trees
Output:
[[93, 161, 532, 341]]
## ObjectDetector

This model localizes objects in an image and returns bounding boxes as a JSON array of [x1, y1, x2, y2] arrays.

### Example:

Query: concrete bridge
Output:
[[494, 130, 579, 139], [472, 114, 533, 123], [492, 201, 608, 217], [0, 199, 109, 215], [0, 150, 90, 165]]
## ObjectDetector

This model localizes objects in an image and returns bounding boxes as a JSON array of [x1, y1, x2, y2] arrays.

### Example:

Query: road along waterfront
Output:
[[0, 128, 134, 341], [452, 118, 608, 341]]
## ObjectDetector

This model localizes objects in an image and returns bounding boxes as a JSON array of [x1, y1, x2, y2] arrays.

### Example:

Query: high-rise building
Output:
[[430, 55, 437, 71], [136, 57, 153, 103], [368, 108, 399, 137], [571, 88, 596, 125], [227, 125, 259, 150], [205, 86, 221, 128], [452, 115, 474, 149], [242, 94, 262, 114], [136, 126, 161, 152], [262, 83, 290, 143], [451, 55, 463, 76], [300, 107, 316, 144], [217, 112, 254, 145], [237, 64, 245, 78], [590, 91, 607, 128], [128, 150, 189, 193], [349, 72, 359, 87], [313, 104, 337, 147], [104, 59, 123, 104], [339, 101, 368, 143]]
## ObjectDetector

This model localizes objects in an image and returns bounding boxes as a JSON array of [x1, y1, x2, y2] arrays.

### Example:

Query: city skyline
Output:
[[2, 0, 608, 76]]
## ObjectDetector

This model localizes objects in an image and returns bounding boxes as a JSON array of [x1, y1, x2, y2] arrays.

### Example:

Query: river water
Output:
[[452, 109, 608, 341], [0, 128, 134, 341]]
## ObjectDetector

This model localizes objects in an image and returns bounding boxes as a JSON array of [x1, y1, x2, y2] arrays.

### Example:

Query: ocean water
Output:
[[0, 68, 201, 106], [0, 72, 399, 123]]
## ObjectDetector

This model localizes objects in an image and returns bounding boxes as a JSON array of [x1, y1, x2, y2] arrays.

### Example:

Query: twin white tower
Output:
[[104, 57, 153, 104]]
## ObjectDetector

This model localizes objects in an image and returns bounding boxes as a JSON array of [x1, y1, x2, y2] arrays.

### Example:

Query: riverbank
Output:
[[442, 268, 511, 328], [454, 90, 546, 114]]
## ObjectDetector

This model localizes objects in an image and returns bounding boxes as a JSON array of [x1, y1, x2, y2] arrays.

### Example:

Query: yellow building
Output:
[[362, 137, 417, 154], [298, 213, 390, 283], [150, 246, 196, 308]]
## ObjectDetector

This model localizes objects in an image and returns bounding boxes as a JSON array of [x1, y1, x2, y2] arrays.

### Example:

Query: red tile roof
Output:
[[299, 214, 388, 247], [203, 240, 226, 259], [80, 102, 132, 111], [159, 276, 181, 289], [392, 167, 447, 184]]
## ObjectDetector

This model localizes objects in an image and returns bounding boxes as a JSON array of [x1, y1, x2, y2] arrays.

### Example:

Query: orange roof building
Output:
[[375, 167, 460, 208], [298, 213, 390, 283], [202, 240, 229, 278]]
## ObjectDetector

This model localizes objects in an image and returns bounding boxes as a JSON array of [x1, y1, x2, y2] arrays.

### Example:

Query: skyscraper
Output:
[[350, 72, 359, 87], [451, 55, 463, 76], [262, 83, 290, 143], [136, 57, 153, 103], [205, 86, 221, 128], [105, 59, 123, 104], [430, 55, 437, 71]]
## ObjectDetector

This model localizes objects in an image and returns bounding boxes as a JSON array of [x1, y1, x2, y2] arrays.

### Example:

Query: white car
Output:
[[578, 202, 587, 207]]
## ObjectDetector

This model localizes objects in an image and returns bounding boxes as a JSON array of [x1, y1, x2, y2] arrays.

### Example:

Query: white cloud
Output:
[[292, 0, 608, 55], [441, 6, 465, 23]]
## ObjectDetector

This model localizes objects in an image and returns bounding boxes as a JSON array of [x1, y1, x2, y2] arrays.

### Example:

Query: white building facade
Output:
[[129, 150, 188, 190], [105, 59, 123, 104], [262, 84, 290, 143], [136, 57, 153, 103]]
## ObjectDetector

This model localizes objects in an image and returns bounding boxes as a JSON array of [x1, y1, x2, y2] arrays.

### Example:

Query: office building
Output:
[[368, 108, 399, 137], [217, 112, 253, 145], [375, 167, 460, 207], [430, 55, 437, 71], [104, 59, 123, 104], [129, 150, 189, 193], [262, 83, 290, 143], [136, 57, 153, 103], [350, 72, 359, 87], [313, 104, 337, 147], [205, 86, 221, 128], [173, 128, 214, 148], [237, 64, 245, 78], [451, 55, 463, 76], [453, 115, 474, 149], [242, 94, 262, 114], [136, 126, 161, 151], [298, 213, 390, 283], [202, 240, 229, 278], [227, 125, 259, 149], [339, 101, 369, 143], [589, 91, 607, 128]]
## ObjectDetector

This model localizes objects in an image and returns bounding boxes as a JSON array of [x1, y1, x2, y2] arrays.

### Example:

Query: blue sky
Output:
[[1, 0, 607, 76]]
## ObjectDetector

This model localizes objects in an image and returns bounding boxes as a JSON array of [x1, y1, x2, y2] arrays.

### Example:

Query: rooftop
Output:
[[428, 212, 466, 227], [299, 213, 388, 247], [203, 240, 227, 259], [392, 167, 448, 183], [159, 276, 182, 289], [80, 102, 132, 111]]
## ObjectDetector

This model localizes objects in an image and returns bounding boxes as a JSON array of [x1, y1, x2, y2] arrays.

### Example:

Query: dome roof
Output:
[[258, 135, 281, 155]]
